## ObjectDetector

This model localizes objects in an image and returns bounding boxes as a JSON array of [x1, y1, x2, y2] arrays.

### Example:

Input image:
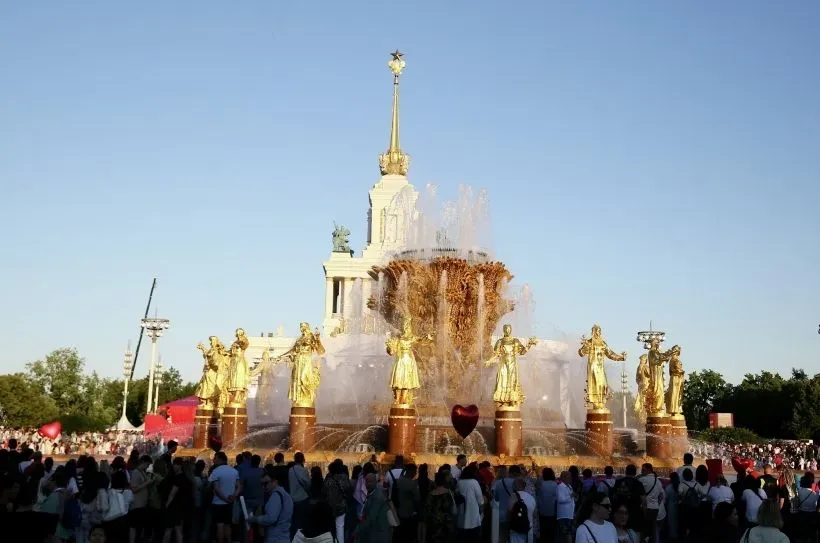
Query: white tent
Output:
[[109, 414, 137, 432]]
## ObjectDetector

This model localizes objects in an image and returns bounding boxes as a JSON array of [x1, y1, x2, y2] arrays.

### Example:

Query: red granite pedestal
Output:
[[585, 410, 613, 456], [289, 406, 317, 452], [388, 406, 417, 456], [495, 409, 523, 457], [668, 415, 688, 459], [193, 407, 219, 449], [221, 406, 248, 447], [646, 414, 671, 459]]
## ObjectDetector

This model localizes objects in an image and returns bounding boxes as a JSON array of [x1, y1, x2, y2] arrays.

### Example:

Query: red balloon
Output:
[[731, 456, 755, 474], [38, 421, 62, 440], [208, 435, 223, 453], [451, 405, 479, 439]]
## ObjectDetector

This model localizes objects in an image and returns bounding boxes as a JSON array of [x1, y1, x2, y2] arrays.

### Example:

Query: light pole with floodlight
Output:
[[141, 317, 170, 415], [117, 345, 134, 428], [153, 357, 164, 412]]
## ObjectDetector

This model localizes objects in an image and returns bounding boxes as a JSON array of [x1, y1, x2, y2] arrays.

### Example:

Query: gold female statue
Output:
[[484, 324, 537, 410], [665, 345, 685, 417], [386, 316, 432, 406], [276, 322, 325, 408], [195, 336, 229, 410], [578, 324, 627, 411], [634, 354, 650, 423], [646, 338, 672, 416], [226, 328, 250, 407]]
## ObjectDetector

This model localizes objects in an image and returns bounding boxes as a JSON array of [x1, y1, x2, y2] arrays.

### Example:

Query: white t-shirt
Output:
[[576, 520, 618, 543], [708, 485, 734, 510], [451, 465, 463, 481], [456, 478, 485, 529], [639, 474, 663, 510], [208, 464, 239, 505], [556, 482, 574, 520], [742, 488, 768, 523]]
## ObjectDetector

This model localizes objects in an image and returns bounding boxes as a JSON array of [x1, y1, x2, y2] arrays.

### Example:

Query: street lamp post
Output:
[[153, 357, 164, 413], [117, 346, 134, 428], [620, 363, 629, 428], [141, 317, 170, 415]]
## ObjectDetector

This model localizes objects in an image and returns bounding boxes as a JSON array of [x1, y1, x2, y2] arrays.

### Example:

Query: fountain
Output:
[[182, 51, 687, 470]]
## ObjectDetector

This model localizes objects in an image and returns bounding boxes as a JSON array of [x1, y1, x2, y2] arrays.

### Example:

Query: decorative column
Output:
[[289, 406, 317, 451], [585, 409, 613, 456], [646, 415, 671, 458], [116, 345, 134, 429], [495, 407, 523, 457], [668, 414, 688, 458], [193, 407, 219, 449], [223, 404, 249, 447], [324, 277, 334, 318], [388, 404, 417, 456]]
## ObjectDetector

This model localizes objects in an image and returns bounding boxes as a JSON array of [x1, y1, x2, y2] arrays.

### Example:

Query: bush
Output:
[[695, 426, 763, 444], [59, 414, 112, 434]]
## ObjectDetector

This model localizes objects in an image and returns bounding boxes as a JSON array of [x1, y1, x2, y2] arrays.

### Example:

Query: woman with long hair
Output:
[[709, 501, 740, 543], [740, 500, 789, 542], [425, 470, 457, 543], [293, 500, 337, 543], [611, 501, 639, 543]]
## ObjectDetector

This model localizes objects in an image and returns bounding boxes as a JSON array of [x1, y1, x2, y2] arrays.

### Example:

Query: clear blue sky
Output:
[[1, 1, 818, 386]]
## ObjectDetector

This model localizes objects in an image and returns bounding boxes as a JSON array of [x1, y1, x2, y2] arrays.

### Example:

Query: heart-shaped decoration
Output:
[[451, 405, 479, 439], [731, 456, 755, 474], [38, 421, 62, 440]]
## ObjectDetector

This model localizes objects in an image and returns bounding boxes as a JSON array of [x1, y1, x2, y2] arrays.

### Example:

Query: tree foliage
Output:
[[696, 426, 764, 445], [0, 348, 197, 431], [684, 367, 820, 439]]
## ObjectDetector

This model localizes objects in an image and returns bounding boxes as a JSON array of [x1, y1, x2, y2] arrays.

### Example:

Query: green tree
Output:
[[682, 369, 733, 431], [26, 348, 88, 415], [0, 374, 60, 427]]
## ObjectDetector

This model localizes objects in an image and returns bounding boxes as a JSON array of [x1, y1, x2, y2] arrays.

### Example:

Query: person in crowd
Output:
[[662, 471, 680, 541], [425, 469, 457, 543], [741, 473, 769, 530], [597, 466, 617, 496], [417, 463, 432, 543], [248, 465, 293, 543], [208, 451, 239, 543], [456, 463, 484, 542], [709, 501, 740, 543], [495, 464, 522, 542], [392, 462, 420, 543], [793, 471, 818, 543], [707, 475, 734, 511], [556, 471, 575, 543], [677, 453, 695, 481], [355, 472, 390, 543], [451, 454, 467, 481], [575, 491, 618, 543], [322, 459, 351, 543], [293, 500, 337, 543], [536, 467, 558, 543], [159, 456, 190, 543], [508, 477, 536, 543], [611, 501, 639, 543], [611, 464, 643, 533], [129, 454, 154, 543], [103, 470, 132, 542], [741, 500, 790, 543], [638, 463, 662, 543], [289, 451, 312, 538]]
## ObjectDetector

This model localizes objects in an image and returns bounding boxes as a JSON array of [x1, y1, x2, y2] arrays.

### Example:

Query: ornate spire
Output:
[[379, 50, 410, 176]]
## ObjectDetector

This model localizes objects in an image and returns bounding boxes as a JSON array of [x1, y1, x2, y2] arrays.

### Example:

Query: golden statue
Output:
[[634, 354, 650, 423], [665, 345, 685, 417], [195, 336, 228, 410], [386, 316, 432, 406], [484, 324, 537, 410], [578, 324, 627, 412], [275, 322, 325, 408], [645, 338, 672, 416], [225, 328, 250, 407]]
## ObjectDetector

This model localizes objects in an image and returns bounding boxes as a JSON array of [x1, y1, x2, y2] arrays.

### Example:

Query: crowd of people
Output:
[[692, 439, 820, 472], [0, 438, 814, 543], [0, 427, 165, 457]]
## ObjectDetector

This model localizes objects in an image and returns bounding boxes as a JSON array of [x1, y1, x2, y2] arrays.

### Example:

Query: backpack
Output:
[[61, 495, 83, 530], [509, 491, 531, 534], [682, 485, 700, 509]]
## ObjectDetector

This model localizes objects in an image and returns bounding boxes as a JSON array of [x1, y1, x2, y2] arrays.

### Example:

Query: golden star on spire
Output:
[[391, 50, 404, 61]]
